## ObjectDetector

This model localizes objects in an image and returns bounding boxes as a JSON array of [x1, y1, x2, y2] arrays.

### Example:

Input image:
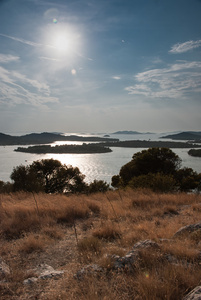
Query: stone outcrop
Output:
[[75, 240, 160, 278], [173, 222, 201, 238], [75, 264, 104, 280], [112, 239, 160, 271], [23, 264, 64, 285], [183, 286, 201, 300], [0, 257, 10, 280]]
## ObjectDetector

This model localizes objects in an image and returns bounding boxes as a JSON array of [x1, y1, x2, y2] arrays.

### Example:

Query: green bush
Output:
[[87, 180, 110, 194], [128, 172, 177, 192], [112, 147, 201, 192]]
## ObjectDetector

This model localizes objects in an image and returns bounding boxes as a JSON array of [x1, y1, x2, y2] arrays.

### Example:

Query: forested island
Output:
[[112, 131, 154, 135], [15, 143, 112, 154], [0, 132, 119, 145], [99, 140, 201, 148], [14, 139, 201, 154], [162, 131, 201, 141], [188, 149, 201, 157]]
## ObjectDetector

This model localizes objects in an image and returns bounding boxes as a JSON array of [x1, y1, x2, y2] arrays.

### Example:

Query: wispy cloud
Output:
[[0, 33, 43, 47], [0, 53, 20, 63], [169, 39, 201, 53], [0, 66, 59, 107], [112, 76, 121, 80], [39, 56, 60, 61], [125, 61, 201, 99]]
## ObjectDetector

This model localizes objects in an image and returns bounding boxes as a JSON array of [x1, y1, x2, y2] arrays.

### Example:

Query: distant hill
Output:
[[161, 131, 201, 141], [0, 132, 119, 145], [112, 131, 154, 135]]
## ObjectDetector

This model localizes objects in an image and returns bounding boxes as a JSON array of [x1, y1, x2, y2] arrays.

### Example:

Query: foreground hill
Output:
[[0, 132, 119, 145], [0, 190, 201, 299]]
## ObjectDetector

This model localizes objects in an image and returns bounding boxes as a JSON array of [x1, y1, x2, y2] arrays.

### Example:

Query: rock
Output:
[[113, 240, 160, 272], [132, 239, 160, 250], [24, 264, 64, 284], [112, 251, 139, 271], [183, 286, 201, 300], [0, 257, 10, 279], [23, 277, 38, 285], [35, 264, 64, 279], [75, 264, 103, 280], [173, 223, 201, 238]]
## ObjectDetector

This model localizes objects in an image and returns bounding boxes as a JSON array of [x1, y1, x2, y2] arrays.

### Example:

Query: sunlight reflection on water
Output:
[[0, 133, 201, 185]]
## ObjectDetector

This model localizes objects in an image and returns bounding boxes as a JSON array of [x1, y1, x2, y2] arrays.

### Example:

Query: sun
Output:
[[46, 24, 81, 57], [52, 33, 69, 52]]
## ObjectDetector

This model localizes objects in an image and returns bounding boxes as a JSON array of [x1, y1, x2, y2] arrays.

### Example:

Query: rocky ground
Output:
[[0, 190, 201, 299]]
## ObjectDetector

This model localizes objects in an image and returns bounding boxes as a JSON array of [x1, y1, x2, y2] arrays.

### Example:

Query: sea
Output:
[[0, 132, 201, 185]]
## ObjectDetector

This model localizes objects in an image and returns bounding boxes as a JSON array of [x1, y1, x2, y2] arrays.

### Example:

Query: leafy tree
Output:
[[112, 148, 181, 187], [174, 167, 201, 192], [0, 180, 13, 193], [128, 172, 176, 193], [10, 165, 42, 192], [87, 180, 110, 194], [10, 159, 87, 193], [111, 147, 201, 192]]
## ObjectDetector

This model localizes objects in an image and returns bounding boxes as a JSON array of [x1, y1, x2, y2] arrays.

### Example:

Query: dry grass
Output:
[[0, 189, 201, 299]]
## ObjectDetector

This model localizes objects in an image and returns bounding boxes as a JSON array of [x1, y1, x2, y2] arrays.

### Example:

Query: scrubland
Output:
[[0, 189, 201, 299]]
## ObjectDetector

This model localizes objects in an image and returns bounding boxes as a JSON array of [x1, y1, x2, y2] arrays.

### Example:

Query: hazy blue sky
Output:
[[0, 0, 201, 134]]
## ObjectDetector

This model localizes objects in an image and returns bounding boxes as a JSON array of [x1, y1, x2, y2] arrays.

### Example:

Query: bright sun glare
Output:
[[47, 24, 80, 57], [53, 33, 69, 52]]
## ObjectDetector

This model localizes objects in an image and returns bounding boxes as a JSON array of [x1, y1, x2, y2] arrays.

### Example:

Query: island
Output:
[[14, 144, 112, 154], [112, 131, 154, 135], [98, 140, 201, 148], [161, 131, 201, 141], [188, 149, 201, 157], [0, 132, 119, 146]]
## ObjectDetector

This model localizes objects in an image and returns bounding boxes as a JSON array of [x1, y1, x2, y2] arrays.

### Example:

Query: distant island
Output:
[[0, 132, 119, 146], [112, 131, 154, 135], [99, 140, 201, 149], [161, 131, 201, 141], [188, 149, 201, 157], [14, 144, 112, 154]]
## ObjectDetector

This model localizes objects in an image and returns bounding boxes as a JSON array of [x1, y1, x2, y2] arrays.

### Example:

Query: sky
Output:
[[0, 0, 201, 134]]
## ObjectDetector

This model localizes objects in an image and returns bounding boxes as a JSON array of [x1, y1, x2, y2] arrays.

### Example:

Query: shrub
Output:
[[18, 234, 45, 254], [93, 223, 121, 240], [87, 180, 110, 194], [128, 172, 176, 192], [77, 236, 101, 254]]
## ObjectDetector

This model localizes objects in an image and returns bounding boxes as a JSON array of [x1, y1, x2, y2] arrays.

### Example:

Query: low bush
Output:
[[93, 222, 121, 240]]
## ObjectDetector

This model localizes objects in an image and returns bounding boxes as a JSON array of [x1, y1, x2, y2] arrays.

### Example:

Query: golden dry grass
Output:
[[0, 189, 201, 299]]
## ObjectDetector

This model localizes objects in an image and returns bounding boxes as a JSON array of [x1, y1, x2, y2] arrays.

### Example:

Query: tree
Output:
[[0, 180, 13, 193], [112, 148, 181, 187], [10, 159, 87, 193], [10, 165, 42, 192], [87, 180, 110, 194], [128, 172, 176, 193], [174, 167, 201, 192], [111, 147, 201, 192]]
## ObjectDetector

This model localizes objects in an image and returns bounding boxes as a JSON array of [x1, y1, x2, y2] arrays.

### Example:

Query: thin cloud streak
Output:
[[0, 33, 58, 50], [0, 54, 20, 63], [169, 39, 201, 53], [0, 33, 43, 47]]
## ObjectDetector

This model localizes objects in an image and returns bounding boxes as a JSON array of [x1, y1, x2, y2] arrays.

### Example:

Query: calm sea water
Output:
[[0, 132, 201, 185]]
